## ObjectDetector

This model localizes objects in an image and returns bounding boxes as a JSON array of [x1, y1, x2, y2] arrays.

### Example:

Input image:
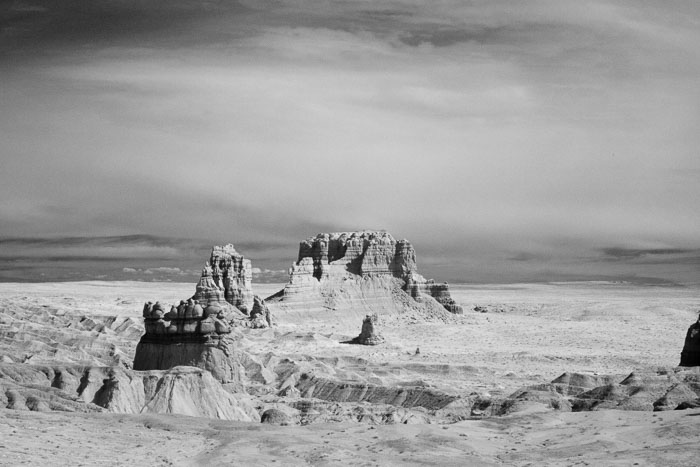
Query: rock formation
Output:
[[267, 231, 462, 318], [249, 295, 272, 329], [352, 314, 385, 345], [0, 363, 258, 421], [193, 243, 253, 314], [680, 313, 700, 366], [133, 243, 268, 382], [488, 368, 700, 415]]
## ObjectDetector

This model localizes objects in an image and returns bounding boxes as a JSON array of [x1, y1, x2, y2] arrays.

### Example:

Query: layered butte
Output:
[[267, 230, 462, 320]]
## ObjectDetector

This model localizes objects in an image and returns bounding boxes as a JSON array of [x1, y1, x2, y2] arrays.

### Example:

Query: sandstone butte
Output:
[[266, 230, 463, 321], [133, 230, 462, 383]]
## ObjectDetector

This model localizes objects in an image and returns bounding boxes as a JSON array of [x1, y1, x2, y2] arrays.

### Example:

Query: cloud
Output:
[[1, 1, 699, 284], [601, 248, 693, 260], [0, 235, 197, 260]]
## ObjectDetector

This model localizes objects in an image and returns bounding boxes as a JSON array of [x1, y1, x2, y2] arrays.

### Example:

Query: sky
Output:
[[1, 0, 699, 284]]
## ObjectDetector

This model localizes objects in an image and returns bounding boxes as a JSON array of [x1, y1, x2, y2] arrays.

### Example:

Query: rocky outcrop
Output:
[[550, 372, 618, 396], [0, 363, 258, 421], [249, 295, 272, 329], [496, 384, 572, 415], [680, 314, 700, 366], [268, 231, 462, 317], [134, 298, 245, 383], [405, 278, 463, 314], [493, 368, 700, 415], [352, 314, 385, 345], [193, 244, 253, 314], [133, 333, 242, 384], [133, 243, 273, 382], [293, 373, 457, 410], [260, 408, 293, 425]]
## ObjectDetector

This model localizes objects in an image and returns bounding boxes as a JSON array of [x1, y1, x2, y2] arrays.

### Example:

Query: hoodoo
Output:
[[133, 243, 268, 382], [352, 314, 385, 345]]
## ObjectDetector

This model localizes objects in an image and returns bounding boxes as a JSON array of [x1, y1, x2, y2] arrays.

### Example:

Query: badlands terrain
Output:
[[1, 278, 700, 465]]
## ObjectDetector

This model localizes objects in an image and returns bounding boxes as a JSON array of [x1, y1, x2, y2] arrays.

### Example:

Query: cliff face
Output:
[[294, 231, 416, 280], [270, 231, 462, 317]]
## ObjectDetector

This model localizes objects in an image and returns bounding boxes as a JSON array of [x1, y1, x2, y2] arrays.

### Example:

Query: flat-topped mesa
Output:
[[295, 231, 416, 279], [194, 243, 253, 314], [278, 230, 462, 314]]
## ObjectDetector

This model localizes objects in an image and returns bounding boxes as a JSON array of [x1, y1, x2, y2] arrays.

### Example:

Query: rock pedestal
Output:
[[249, 295, 272, 329], [352, 314, 385, 345], [680, 316, 700, 366]]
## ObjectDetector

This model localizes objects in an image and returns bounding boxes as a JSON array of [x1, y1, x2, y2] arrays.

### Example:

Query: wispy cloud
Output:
[[1, 0, 699, 283]]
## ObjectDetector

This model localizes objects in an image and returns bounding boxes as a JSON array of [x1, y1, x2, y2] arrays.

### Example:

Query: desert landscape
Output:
[[1, 233, 700, 466], [2, 0, 700, 465]]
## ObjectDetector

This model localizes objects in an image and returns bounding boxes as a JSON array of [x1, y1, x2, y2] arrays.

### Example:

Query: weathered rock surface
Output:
[[133, 333, 243, 384], [260, 408, 293, 425], [496, 368, 700, 414], [571, 368, 700, 411], [0, 363, 259, 421], [268, 231, 462, 319], [679, 314, 700, 366], [133, 243, 273, 384], [194, 244, 253, 314], [293, 373, 457, 410], [550, 372, 619, 396], [352, 314, 385, 345], [249, 295, 272, 329], [497, 384, 572, 415]]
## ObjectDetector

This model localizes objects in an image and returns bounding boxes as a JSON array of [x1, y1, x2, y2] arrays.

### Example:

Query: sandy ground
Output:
[[2, 406, 700, 466], [1, 280, 700, 465]]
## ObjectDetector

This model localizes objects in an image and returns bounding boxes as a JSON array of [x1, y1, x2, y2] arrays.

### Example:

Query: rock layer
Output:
[[133, 334, 242, 384]]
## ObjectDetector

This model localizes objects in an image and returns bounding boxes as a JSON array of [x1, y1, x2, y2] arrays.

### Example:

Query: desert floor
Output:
[[1, 280, 700, 465]]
